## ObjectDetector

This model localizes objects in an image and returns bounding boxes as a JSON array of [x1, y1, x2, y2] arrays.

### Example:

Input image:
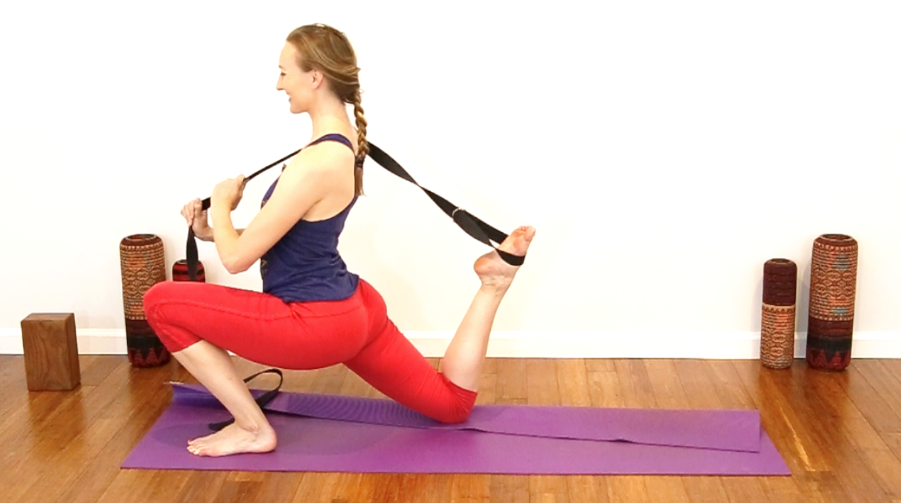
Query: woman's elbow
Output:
[[222, 256, 253, 274]]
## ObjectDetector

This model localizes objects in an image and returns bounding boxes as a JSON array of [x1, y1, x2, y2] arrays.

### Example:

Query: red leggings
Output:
[[142, 278, 476, 423]]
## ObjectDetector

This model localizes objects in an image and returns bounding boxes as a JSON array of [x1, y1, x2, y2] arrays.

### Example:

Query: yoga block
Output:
[[21, 313, 81, 391]]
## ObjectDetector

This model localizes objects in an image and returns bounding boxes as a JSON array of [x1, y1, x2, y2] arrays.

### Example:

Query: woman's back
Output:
[[260, 133, 360, 303]]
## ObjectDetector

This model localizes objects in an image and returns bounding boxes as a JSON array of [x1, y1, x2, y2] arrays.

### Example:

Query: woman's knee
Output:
[[141, 281, 200, 352], [142, 281, 177, 322], [433, 373, 478, 424]]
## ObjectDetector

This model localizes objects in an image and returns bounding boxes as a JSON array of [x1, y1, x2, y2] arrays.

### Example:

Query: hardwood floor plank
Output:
[[587, 368, 624, 408], [0, 355, 25, 381], [732, 361, 852, 503], [450, 473, 491, 502], [9, 360, 146, 503], [80, 355, 128, 386], [585, 358, 616, 373], [246, 472, 304, 503], [606, 476, 650, 503], [615, 359, 656, 409], [844, 360, 901, 434], [805, 365, 901, 500], [490, 475, 530, 503], [643, 359, 688, 409], [555, 359, 592, 407], [61, 363, 187, 503], [496, 358, 528, 405], [174, 471, 231, 503]]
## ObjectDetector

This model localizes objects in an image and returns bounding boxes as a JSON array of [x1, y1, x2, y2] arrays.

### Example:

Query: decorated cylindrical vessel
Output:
[[172, 259, 205, 283], [119, 234, 170, 367], [805, 234, 858, 371], [760, 258, 797, 369]]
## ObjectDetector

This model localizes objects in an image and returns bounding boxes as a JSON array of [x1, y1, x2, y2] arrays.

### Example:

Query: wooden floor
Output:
[[2, 355, 901, 503]]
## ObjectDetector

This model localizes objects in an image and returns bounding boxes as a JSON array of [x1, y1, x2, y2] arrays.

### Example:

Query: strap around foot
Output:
[[497, 249, 525, 266]]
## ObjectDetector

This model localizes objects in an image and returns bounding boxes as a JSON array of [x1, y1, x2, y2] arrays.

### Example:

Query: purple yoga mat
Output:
[[121, 384, 791, 475]]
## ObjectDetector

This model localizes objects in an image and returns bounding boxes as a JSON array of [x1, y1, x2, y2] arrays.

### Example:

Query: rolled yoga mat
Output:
[[122, 383, 791, 475], [806, 234, 858, 371], [760, 259, 797, 369], [119, 234, 170, 367]]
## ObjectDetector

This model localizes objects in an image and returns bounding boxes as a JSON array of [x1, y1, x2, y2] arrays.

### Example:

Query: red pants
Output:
[[142, 278, 476, 423]]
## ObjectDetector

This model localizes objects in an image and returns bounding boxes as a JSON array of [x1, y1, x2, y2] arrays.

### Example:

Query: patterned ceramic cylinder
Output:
[[805, 234, 858, 371], [172, 259, 205, 283], [120, 234, 170, 367], [760, 259, 797, 369]]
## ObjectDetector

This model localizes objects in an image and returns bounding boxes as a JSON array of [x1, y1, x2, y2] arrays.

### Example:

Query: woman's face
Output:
[[276, 42, 315, 114]]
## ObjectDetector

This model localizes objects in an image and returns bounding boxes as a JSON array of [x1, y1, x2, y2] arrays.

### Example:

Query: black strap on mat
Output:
[[208, 368, 284, 432], [185, 141, 524, 280]]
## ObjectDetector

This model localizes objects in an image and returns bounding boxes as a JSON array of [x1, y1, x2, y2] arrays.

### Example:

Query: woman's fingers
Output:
[[182, 200, 199, 226]]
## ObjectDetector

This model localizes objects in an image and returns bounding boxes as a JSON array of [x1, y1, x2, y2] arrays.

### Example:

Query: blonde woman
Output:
[[143, 24, 536, 457]]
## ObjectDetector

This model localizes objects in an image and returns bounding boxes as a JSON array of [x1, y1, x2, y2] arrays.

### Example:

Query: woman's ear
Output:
[[310, 69, 324, 89]]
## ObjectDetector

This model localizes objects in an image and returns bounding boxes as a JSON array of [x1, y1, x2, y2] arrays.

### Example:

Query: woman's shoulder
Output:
[[289, 140, 354, 172]]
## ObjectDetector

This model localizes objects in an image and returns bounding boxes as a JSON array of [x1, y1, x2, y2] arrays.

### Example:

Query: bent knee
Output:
[[434, 373, 478, 424], [142, 281, 185, 322], [437, 405, 473, 424]]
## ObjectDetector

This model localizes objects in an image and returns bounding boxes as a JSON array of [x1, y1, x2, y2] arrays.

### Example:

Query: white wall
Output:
[[2, 1, 900, 357]]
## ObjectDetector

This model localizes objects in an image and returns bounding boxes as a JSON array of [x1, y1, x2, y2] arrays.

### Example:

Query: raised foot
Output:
[[186, 422, 277, 457], [474, 225, 536, 290]]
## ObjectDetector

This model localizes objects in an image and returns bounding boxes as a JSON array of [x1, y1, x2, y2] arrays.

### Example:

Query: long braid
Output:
[[352, 88, 368, 196]]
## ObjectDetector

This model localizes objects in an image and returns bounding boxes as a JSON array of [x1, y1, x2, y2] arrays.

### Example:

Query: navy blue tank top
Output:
[[259, 133, 359, 303]]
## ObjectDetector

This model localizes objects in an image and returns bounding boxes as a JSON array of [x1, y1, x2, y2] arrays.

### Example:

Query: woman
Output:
[[143, 23, 535, 458]]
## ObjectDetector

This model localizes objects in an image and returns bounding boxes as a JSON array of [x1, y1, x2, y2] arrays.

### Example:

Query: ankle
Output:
[[235, 417, 269, 434], [478, 283, 510, 296]]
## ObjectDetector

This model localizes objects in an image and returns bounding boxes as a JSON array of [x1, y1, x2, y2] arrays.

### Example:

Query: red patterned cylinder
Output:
[[760, 258, 797, 369], [119, 234, 170, 367], [172, 259, 205, 282], [805, 234, 858, 371]]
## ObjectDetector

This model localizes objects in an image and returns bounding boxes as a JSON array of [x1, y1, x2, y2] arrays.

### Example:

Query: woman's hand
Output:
[[181, 198, 213, 241], [211, 175, 246, 212]]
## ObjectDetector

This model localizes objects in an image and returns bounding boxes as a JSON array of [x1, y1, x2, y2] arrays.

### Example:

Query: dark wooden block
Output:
[[21, 313, 80, 391]]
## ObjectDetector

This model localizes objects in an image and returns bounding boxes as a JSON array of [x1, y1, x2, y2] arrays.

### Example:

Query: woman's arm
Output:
[[210, 147, 341, 274], [197, 228, 244, 242]]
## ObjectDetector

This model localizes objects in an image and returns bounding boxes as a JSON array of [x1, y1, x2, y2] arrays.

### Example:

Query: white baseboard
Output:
[[2, 329, 901, 359]]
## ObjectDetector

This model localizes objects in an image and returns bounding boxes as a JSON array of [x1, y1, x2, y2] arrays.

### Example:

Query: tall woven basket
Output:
[[760, 259, 797, 369], [805, 234, 858, 371], [119, 234, 170, 367]]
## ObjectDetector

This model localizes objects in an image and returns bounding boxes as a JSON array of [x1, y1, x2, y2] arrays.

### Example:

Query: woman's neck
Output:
[[307, 95, 353, 140]]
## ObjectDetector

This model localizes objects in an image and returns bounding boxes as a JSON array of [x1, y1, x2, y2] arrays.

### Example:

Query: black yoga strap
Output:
[[185, 140, 524, 280], [208, 368, 284, 431]]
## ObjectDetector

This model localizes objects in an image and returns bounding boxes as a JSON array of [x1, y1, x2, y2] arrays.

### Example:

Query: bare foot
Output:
[[186, 422, 277, 457], [474, 225, 536, 291]]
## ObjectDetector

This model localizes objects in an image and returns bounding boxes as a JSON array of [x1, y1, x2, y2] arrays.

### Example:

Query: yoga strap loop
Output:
[[185, 141, 523, 280], [208, 368, 284, 431]]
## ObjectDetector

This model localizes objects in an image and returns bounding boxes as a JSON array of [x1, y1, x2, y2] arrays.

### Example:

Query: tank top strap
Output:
[[307, 133, 355, 152]]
